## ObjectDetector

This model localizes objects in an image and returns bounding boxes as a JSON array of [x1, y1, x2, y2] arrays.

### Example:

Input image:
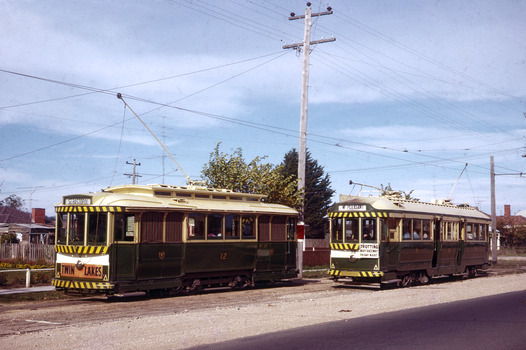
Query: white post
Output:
[[26, 268, 31, 288]]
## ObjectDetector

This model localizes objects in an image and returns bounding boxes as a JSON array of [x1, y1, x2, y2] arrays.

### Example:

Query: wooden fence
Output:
[[0, 244, 55, 264]]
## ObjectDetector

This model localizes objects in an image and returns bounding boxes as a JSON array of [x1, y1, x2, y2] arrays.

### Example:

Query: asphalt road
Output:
[[198, 290, 526, 350]]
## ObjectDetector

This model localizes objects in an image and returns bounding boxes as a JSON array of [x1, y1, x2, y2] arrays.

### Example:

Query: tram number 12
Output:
[[220, 252, 228, 260]]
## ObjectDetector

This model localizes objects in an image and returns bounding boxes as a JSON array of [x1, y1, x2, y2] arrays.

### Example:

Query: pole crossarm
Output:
[[288, 9, 333, 20], [283, 37, 336, 49]]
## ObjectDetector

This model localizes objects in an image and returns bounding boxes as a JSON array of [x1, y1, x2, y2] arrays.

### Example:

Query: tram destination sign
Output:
[[64, 197, 91, 205], [339, 204, 366, 212]]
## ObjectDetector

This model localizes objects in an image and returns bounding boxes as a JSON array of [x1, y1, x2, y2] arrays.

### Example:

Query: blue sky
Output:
[[1, 0, 525, 217]]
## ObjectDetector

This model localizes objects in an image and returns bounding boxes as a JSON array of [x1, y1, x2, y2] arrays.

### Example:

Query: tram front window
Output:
[[331, 218, 343, 243], [57, 213, 67, 244], [68, 213, 85, 245], [88, 212, 107, 245], [345, 218, 359, 242]]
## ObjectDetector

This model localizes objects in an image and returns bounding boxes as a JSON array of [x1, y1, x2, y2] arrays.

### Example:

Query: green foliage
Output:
[[201, 143, 302, 208], [0, 258, 53, 270], [0, 194, 25, 210], [281, 149, 335, 238], [1, 233, 19, 244], [497, 216, 526, 247]]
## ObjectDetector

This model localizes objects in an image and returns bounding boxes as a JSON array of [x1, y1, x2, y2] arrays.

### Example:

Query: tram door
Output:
[[112, 213, 138, 280]]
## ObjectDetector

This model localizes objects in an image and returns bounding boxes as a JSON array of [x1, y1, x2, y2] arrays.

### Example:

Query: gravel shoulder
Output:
[[2, 273, 525, 349]]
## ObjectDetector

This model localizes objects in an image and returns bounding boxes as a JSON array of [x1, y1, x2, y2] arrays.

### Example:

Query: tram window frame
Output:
[[422, 220, 431, 240], [114, 213, 136, 242], [271, 216, 287, 241], [362, 218, 377, 242], [331, 217, 343, 243], [344, 217, 359, 243], [188, 213, 206, 240], [68, 213, 86, 245], [207, 214, 224, 239], [466, 223, 474, 240], [166, 212, 183, 243], [383, 217, 399, 241], [56, 213, 68, 245], [141, 212, 164, 243], [480, 224, 487, 240], [413, 219, 422, 240], [225, 214, 240, 240], [241, 215, 256, 239], [402, 219, 411, 240], [87, 212, 108, 246]]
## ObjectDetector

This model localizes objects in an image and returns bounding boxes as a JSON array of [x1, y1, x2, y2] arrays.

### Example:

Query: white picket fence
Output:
[[0, 244, 55, 264]]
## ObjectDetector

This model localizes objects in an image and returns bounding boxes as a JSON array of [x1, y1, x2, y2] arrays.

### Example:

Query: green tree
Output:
[[497, 216, 526, 247], [0, 194, 25, 210], [1, 233, 19, 244], [281, 149, 335, 238], [201, 143, 301, 208]]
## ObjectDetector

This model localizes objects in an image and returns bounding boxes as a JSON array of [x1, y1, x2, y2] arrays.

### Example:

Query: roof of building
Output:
[[0, 206, 31, 224]]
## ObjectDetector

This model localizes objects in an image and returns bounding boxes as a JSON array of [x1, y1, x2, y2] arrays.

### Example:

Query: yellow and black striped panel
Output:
[[55, 245, 109, 254], [328, 211, 388, 218], [55, 206, 124, 213], [52, 279, 114, 290], [327, 269, 384, 278], [330, 243, 360, 251]]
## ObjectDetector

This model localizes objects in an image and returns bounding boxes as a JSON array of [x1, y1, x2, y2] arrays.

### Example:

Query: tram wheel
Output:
[[400, 274, 413, 287]]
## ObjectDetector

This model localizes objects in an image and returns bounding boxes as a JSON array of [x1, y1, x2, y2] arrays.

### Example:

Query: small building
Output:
[[0, 207, 54, 244]]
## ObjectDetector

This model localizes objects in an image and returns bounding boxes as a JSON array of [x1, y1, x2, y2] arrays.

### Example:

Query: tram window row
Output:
[[331, 217, 489, 243], [56, 211, 296, 246]]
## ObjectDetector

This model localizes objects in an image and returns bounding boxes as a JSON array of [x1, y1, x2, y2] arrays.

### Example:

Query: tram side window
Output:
[[331, 218, 343, 243], [271, 216, 287, 241], [383, 217, 398, 241], [207, 214, 223, 239], [188, 213, 206, 240], [166, 212, 183, 243], [413, 220, 422, 240], [88, 212, 107, 246], [258, 215, 271, 242], [241, 215, 256, 239], [225, 215, 240, 239], [345, 218, 359, 242], [362, 218, 376, 242], [422, 220, 431, 240], [114, 213, 136, 242], [68, 213, 86, 245], [57, 213, 67, 244], [448, 222, 453, 240], [466, 223, 474, 240], [480, 224, 487, 240], [402, 219, 411, 240], [141, 212, 164, 243]]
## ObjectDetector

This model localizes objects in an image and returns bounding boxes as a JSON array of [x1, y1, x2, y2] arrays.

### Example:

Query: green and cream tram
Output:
[[52, 184, 298, 295], [328, 195, 490, 287]]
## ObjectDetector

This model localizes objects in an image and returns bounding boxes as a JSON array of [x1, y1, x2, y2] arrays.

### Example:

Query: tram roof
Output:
[[57, 184, 298, 215], [335, 195, 490, 220]]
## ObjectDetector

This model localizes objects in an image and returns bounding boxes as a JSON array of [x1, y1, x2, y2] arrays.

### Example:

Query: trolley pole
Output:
[[283, 3, 335, 278]]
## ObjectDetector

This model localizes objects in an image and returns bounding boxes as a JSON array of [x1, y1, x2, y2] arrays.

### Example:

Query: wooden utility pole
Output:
[[125, 159, 142, 185], [490, 156, 497, 264], [284, 3, 335, 278]]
